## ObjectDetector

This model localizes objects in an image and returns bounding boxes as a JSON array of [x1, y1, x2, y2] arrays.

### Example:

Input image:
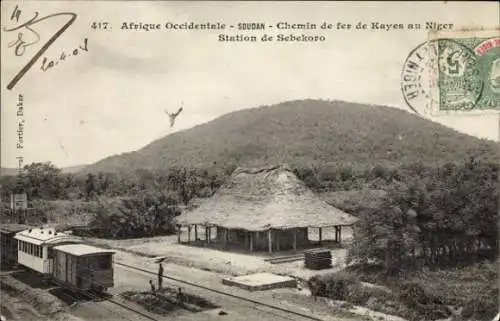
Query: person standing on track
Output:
[[158, 263, 164, 289], [149, 279, 156, 293]]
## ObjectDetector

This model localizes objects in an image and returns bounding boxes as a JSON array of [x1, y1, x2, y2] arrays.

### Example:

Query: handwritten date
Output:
[[41, 38, 88, 72]]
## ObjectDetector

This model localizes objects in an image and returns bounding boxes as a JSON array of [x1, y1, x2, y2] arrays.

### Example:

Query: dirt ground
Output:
[[0, 225, 407, 321], [0, 290, 41, 321], [91, 227, 408, 321], [112, 250, 365, 321], [111, 249, 409, 321], [0, 275, 84, 321], [87, 226, 354, 279]]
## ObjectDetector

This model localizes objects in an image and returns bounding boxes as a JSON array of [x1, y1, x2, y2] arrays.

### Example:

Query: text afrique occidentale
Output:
[[120, 21, 454, 32]]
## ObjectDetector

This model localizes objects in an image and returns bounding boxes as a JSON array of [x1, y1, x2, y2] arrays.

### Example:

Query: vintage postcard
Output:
[[1, 2, 499, 321]]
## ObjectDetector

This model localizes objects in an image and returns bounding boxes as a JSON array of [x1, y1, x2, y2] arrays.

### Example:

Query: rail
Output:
[[106, 297, 159, 321], [50, 278, 159, 321], [114, 261, 325, 321]]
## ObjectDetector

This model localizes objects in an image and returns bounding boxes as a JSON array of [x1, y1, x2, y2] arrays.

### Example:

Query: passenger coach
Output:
[[14, 227, 81, 275]]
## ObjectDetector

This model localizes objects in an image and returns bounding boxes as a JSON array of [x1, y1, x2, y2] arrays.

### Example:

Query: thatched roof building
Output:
[[176, 164, 357, 229], [175, 164, 358, 253]]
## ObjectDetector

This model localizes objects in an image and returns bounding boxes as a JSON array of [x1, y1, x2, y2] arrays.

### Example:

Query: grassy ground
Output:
[[313, 261, 498, 321], [398, 262, 498, 320]]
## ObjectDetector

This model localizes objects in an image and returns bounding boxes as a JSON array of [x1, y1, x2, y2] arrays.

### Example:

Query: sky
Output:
[[1, 1, 499, 168]]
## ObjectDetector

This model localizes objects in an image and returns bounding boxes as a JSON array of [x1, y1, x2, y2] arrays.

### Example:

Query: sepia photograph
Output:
[[0, 1, 499, 321]]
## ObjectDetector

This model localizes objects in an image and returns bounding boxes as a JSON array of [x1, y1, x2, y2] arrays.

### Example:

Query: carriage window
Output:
[[48, 248, 54, 259]]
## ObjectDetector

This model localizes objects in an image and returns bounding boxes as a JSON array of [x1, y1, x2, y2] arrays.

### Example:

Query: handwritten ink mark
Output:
[[11, 5, 22, 22], [3, 6, 77, 90], [41, 38, 88, 72]]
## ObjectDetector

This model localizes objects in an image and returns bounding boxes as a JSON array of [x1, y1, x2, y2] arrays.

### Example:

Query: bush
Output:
[[309, 271, 358, 300], [398, 281, 449, 320], [309, 271, 393, 304], [347, 283, 393, 306]]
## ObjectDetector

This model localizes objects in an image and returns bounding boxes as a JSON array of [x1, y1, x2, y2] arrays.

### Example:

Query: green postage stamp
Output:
[[428, 28, 500, 116]]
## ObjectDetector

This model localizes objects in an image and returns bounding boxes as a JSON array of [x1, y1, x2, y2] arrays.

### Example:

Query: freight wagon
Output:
[[0, 224, 31, 266], [52, 243, 114, 293]]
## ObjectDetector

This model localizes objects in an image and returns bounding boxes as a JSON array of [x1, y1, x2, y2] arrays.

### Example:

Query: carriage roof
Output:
[[52, 244, 115, 257], [0, 224, 32, 235], [14, 228, 81, 245]]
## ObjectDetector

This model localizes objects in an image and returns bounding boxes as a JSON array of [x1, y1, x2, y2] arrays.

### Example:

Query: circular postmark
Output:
[[402, 35, 497, 115], [434, 39, 483, 111], [400, 41, 436, 115]]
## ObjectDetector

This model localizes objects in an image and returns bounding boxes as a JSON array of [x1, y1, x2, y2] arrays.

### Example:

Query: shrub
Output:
[[398, 281, 449, 320]]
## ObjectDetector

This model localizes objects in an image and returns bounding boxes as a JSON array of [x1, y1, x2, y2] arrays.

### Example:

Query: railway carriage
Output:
[[11, 227, 115, 293], [14, 227, 81, 276], [52, 243, 115, 293], [0, 224, 31, 266]]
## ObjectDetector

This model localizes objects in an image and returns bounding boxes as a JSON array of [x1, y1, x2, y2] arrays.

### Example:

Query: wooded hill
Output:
[[84, 99, 499, 173]]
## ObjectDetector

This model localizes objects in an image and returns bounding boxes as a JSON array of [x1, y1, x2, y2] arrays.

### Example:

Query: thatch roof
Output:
[[175, 164, 358, 231]]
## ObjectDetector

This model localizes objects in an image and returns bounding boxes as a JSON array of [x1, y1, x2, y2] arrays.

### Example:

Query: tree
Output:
[[348, 160, 498, 272], [22, 162, 65, 199], [85, 173, 96, 201]]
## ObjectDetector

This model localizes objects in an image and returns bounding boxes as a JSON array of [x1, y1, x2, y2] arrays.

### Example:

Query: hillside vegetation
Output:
[[85, 99, 498, 173]]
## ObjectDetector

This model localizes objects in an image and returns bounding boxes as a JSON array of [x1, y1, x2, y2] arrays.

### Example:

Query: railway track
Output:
[[105, 297, 159, 321], [1, 268, 158, 321], [56, 286, 159, 321], [115, 261, 326, 321], [2, 263, 327, 321]]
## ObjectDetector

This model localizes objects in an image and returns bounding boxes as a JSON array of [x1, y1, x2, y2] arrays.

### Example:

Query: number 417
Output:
[[91, 22, 109, 30]]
